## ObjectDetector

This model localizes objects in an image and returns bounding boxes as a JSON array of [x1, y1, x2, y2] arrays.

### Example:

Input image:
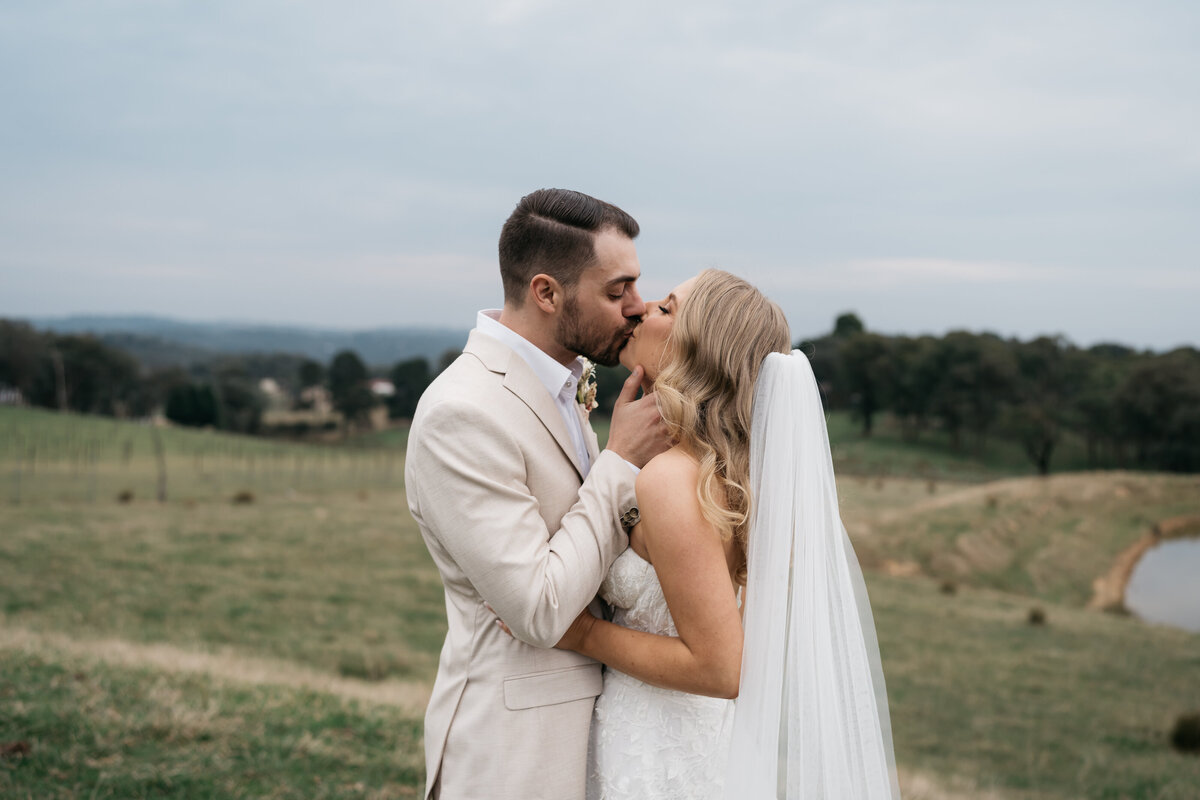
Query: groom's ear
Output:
[[529, 273, 564, 316]]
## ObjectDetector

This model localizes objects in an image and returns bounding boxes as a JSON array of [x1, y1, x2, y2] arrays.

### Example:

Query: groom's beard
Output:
[[558, 294, 636, 368]]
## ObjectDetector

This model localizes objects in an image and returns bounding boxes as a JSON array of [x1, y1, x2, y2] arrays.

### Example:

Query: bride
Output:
[[553, 269, 902, 799]]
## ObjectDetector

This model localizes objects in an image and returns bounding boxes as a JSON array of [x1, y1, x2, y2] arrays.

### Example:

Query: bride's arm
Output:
[[558, 450, 743, 699]]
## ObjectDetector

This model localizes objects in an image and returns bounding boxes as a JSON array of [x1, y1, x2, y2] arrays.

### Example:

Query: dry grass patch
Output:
[[0, 626, 431, 715], [846, 472, 1200, 606]]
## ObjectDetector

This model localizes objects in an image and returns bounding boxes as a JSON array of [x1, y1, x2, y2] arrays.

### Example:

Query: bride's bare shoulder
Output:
[[634, 446, 725, 559], [635, 446, 700, 506]]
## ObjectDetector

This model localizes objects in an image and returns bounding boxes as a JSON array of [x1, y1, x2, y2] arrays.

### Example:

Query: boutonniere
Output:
[[576, 359, 598, 413]]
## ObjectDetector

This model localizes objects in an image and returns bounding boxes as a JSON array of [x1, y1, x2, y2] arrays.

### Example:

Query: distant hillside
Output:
[[27, 315, 469, 368], [90, 332, 223, 369]]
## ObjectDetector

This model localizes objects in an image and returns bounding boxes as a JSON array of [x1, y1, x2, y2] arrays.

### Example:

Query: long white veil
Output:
[[725, 350, 901, 799]]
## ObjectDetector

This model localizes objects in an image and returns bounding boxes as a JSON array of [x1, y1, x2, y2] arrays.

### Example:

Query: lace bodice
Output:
[[600, 547, 677, 636], [587, 548, 733, 800]]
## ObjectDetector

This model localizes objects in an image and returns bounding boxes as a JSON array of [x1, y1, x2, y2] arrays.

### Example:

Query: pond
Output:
[[1124, 538, 1200, 634]]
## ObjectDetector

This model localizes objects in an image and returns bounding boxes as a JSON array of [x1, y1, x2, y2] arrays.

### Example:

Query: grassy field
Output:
[[0, 407, 403, 506], [823, 411, 1099, 482], [352, 410, 1089, 483], [2, 406, 1199, 798], [2, 647, 424, 799]]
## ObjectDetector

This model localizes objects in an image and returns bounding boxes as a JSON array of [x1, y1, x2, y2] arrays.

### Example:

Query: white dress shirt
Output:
[[475, 310, 592, 475]]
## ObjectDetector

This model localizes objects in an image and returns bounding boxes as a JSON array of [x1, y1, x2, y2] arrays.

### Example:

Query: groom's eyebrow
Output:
[[604, 274, 639, 290]]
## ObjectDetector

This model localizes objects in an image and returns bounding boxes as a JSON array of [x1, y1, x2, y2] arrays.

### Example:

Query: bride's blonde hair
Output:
[[654, 269, 791, 584]]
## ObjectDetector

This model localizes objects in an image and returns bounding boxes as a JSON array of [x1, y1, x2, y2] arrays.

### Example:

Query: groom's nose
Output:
[[623, 286, 645, 322]]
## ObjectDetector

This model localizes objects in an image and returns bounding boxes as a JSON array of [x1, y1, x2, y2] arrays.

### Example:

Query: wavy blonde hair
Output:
[[655, 269, 791, 584]]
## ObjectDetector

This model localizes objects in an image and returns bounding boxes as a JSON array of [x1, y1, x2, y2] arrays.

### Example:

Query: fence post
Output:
[[88, 441, 98, 503], [11, 448, 20, 506], [152, 427, 168, 502]]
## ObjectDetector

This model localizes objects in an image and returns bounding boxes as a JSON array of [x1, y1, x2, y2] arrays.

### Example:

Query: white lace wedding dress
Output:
[[586, 548, 734, 800]]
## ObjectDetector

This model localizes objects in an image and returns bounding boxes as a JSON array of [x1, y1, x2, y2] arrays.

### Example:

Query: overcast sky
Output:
[[1, 1, 1196, 348]]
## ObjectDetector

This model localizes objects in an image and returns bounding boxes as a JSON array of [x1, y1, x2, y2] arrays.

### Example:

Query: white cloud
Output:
[[831, 259, 1059, 288]]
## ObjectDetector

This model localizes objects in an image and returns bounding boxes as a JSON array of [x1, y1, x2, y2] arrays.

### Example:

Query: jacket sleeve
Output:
[[408, 397, 635, 648]]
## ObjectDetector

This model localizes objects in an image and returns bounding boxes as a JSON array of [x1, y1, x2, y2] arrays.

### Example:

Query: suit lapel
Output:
[[464, 330, 586, 481]]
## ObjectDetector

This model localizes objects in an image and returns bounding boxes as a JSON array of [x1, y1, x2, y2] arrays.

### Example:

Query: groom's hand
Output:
[[605, 366, 671, 468]]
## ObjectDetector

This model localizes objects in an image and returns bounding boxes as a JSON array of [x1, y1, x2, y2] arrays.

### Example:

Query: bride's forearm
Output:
[[574, 617, 740, 699]]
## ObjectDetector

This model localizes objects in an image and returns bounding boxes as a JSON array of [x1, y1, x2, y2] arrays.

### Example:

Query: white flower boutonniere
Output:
[[576, 359, 598, 413]]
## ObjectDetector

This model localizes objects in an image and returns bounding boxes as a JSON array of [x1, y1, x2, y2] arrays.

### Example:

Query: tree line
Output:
[[0, 319, 454, 435], [802, 314, 1200, 474], [4, 315, 1198, 473]]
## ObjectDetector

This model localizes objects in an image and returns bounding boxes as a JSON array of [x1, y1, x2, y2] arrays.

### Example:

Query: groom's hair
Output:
[[499, 188, 639, 304]]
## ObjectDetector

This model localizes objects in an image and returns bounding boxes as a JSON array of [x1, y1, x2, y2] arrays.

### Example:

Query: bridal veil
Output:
[[725, 350, 901, 799]]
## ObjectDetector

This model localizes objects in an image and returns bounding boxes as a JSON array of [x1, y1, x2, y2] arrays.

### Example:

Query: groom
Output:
[[405, 188, 669, 799]]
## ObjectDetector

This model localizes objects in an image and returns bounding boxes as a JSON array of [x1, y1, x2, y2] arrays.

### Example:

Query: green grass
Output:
[[0, 490, 444, 684], [0, 648, 423, 799], [354, 408, 1079, 484], [872, 574, 1200, 799], [826, 411, 1096, 482], [4, 406, 1200, 798], [1, 406, 405, 505], [343, 425, 411, 452]]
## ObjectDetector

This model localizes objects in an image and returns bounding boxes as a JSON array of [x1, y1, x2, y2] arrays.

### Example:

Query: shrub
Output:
[[337, 650, 408, 682], [0, 740, 31, 758], [1171, 712, 1200, 754], [1028, 607, 1046, 626]]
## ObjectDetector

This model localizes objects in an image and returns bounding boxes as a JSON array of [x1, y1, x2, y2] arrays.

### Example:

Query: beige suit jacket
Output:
[[405, 329, 637, 800]]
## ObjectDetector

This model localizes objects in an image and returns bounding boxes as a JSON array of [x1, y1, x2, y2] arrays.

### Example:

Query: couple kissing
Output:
[[405, 188, 901, 800]]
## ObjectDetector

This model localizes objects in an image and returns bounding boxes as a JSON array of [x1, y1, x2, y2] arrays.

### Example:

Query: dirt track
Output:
[[0, 624, 432, 715]]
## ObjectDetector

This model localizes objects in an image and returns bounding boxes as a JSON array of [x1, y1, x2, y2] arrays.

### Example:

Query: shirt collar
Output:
[[475, 310, 585, 400]]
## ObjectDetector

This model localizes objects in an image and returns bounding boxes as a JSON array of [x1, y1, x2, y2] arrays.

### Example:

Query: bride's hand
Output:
[[554, 608, 598, 652], [485, 603, 514, 637]]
